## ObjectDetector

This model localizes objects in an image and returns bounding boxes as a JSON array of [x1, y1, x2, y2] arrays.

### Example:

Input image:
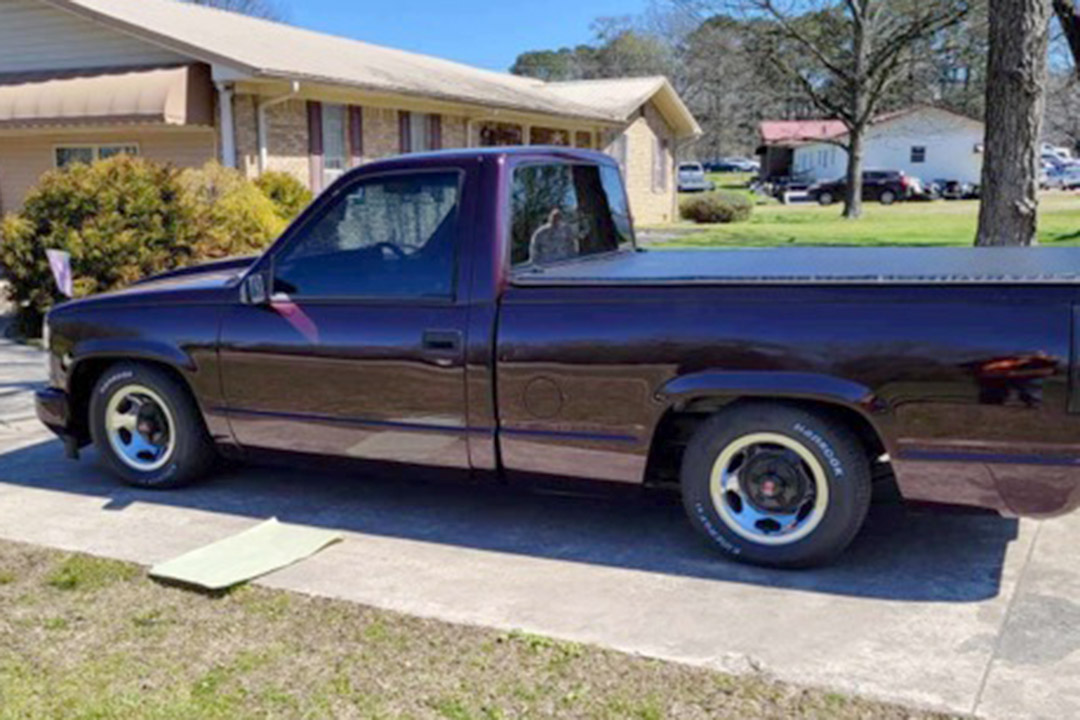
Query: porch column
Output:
[[216, 81, 237, 169]]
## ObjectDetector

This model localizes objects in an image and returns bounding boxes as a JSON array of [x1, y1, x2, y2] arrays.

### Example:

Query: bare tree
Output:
[[186, 0, 287, 21], [679, 0, 971, 218], [975, 0, 1051, 246], [1045, 72, 1080, 153]]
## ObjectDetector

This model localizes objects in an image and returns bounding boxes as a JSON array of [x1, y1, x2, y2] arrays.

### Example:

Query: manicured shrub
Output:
[[255, 170, 313, 221], [0, 157, 286, 335], [179, 162, 287, 259], [0, 156, 199, 334], [680, 191, 754, 224]]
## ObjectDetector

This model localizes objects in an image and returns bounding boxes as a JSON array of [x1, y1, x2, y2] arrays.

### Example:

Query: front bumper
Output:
[[35, 387, 83, 459], [35, 386, 71, 436]]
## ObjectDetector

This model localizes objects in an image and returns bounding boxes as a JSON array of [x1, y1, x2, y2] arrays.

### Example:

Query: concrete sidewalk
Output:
[[0, 330, 1077, 719]]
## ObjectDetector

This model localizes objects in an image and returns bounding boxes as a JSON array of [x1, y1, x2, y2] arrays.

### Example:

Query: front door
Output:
[[219, 168, 472, 469]]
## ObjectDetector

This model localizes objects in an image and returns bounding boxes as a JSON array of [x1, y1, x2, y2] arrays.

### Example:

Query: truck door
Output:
[[218, 167, 473, 469]]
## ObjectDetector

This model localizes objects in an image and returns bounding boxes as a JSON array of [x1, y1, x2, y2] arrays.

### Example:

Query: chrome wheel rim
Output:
[[710, 432, 829, 546], [104, 384, 176, 472]]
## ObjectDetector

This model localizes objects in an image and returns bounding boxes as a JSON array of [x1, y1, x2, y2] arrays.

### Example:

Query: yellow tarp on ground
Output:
[[149, 518, 342, 590]]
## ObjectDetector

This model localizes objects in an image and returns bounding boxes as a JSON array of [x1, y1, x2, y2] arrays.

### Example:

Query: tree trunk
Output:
[[843, 15, 869, 220], [842, 127, 866, 219], [976, 0, 1051, 246]]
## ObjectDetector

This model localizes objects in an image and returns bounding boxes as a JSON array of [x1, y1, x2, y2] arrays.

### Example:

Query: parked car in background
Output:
[[1042, 143, 1073, 162], [678, 162, 716, 193], [764, 170, 815, 200], [707, 157, 760, 173], [808, 170, 919, 206], [930, 179, 980, 200], [1043, 165, 1080, 190]]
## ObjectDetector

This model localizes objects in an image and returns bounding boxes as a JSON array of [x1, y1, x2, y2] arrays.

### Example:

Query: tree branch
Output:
[[1053, 0, 1080, 74], [754, 0, 855, 83]]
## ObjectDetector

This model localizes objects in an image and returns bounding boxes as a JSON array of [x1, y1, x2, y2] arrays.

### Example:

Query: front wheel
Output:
[[879, 189, 897, 205], [817, 191, 834, 206], [89, 362, 216, 488], [680, 403, 872, 568]]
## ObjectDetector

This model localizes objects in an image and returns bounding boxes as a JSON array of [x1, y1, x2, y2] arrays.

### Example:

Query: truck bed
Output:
[[511, 247, 1080, 286]]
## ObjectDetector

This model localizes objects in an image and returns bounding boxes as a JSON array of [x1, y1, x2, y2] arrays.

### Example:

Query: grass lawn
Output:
[[0, 540, 960, 720], [660, 191, 1080, 248]]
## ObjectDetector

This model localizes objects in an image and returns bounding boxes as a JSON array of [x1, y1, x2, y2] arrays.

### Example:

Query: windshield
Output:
[[510, 162, 634, 269]]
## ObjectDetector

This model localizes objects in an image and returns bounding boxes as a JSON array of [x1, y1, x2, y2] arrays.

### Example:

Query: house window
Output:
[[400, 112, 442, 153], [410, 112, 432, 152], [652, 137, 669, 192], [575, 131, 593, 149], [530, 127, 570, 146], [911, 146, 926, 163], [322, 104, 348, 183], [55, 143, 138, 168], [478, 121, 523, 147]]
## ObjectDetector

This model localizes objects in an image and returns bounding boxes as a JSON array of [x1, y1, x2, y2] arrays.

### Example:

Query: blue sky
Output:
[[289, 0, 651, 72]]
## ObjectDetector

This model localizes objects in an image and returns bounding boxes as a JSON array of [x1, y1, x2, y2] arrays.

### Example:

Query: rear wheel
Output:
[[879, 189, 897, 205], [817, 191, 835, 206], [680, 403, 872, 568], [89, 362, 215, 488]]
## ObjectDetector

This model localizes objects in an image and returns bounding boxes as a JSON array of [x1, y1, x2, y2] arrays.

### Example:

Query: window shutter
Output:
[[307, 100, 324, 191], [399, 111, 412, 154], [429, 114, 442, 150], [348, 105, 364, 167]]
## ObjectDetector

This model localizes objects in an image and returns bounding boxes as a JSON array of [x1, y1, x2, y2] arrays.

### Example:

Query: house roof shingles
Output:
[[759, 119, 847, 145], [759, 107, 983, 146], [41, 0, 701, 137]]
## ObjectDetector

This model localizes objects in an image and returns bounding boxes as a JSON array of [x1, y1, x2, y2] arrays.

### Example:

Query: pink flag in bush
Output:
[[45, 249, 72, 297]]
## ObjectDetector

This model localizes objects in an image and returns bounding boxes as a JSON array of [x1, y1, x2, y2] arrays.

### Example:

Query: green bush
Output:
[[0, 157, 286, 335], [179, 162, 287, 259], [680, 191, 754, 224], [255, 171, 313, 221]]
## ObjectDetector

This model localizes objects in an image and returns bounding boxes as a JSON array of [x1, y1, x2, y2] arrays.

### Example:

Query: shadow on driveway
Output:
[[0, 437, 1018, 604]]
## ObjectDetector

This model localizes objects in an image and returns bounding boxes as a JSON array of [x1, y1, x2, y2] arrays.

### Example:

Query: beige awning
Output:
[[0, 64, 213, 130]]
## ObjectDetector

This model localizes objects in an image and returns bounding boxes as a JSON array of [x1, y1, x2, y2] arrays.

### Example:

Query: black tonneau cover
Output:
[[511, 247, 1080, 286]]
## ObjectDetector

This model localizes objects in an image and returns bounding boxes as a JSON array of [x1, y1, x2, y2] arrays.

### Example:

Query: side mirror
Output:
[[242, 266, 272, 306]]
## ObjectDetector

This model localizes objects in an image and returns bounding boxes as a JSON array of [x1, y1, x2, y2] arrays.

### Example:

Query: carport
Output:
[[0, 63, 216, 212]]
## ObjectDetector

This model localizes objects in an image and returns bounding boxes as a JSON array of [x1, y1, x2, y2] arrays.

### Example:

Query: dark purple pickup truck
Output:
[[36, 147, 1080, 567]]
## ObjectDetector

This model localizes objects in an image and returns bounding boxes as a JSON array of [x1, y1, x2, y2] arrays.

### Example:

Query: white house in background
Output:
[[791, 106, 984, 185]]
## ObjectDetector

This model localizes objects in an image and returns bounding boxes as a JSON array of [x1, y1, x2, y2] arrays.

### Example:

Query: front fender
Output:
[[72, 338, 196, 373]]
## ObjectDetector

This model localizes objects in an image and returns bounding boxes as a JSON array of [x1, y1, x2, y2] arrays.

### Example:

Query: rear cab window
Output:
[[510, 162, 634, 269]]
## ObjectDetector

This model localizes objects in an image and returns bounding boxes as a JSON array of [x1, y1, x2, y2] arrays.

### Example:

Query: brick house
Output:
[[0, 0, 701, 224]]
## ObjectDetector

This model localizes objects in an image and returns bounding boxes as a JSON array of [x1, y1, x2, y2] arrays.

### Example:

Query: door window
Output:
[[273, 171, 461, 299], [510, 163, 633, 267]]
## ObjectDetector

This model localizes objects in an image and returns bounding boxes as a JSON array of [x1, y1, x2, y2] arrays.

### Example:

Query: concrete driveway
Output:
[[0, 325, 1077, 719]]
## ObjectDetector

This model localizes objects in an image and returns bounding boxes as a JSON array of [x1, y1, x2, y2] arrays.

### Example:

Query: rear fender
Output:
[[656, 370, 894, 454]]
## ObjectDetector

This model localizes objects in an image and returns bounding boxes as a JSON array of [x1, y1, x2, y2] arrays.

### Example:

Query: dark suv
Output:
[[809, 170, 917, 206]]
